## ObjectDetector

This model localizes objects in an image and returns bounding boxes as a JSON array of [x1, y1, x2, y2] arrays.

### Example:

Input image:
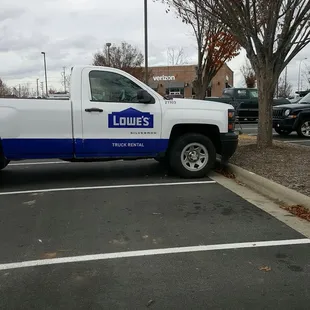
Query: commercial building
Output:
[[148, 64, 234, 98]]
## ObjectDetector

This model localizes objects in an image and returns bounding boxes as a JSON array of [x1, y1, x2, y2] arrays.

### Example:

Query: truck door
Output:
[[77, 68, 164, 158], [247, 88, 259, 120], [235, 89, 252, 120]]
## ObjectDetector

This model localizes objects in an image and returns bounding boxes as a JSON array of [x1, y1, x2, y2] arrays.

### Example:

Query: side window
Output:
[[248, 89, 258, 98], [236, 90, 248, 99], [222, 89, 234, 98], [89, 70, 144, 103]]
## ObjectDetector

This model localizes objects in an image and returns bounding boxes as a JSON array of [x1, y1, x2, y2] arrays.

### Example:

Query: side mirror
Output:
[[137, 89, 153, 104]]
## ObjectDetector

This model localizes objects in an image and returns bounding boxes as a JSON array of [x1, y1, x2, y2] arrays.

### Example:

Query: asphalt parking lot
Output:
[[1, 160, 310, 309], [237, 122, 310, 147]]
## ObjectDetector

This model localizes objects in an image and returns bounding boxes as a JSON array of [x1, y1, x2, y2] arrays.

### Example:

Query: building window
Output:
[[165, 88, 184, 95]]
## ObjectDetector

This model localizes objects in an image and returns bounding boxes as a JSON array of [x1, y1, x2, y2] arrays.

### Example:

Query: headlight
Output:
[[284, 109, 290, 116]]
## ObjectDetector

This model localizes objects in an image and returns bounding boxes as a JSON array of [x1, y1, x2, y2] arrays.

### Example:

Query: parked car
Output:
[[0, 65, 238, 178], [205, 88, 290, 121], [273, 92, 310, 138]]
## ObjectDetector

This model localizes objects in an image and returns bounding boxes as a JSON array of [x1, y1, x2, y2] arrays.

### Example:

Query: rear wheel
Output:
[[169, 133, 216, 178], [297, 120, 310, 138], [274, 128, 292, 136]]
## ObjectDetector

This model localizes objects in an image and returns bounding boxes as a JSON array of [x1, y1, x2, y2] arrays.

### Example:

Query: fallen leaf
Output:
[[259, 266, 271, 272], [281, 205, 310, 222], [214, 167, 236, 179], [41, 252, 57, 259]]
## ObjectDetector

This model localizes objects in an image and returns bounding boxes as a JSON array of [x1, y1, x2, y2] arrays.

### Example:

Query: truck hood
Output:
[[170, 98, 233, 111], [274, 103, 310, 109]]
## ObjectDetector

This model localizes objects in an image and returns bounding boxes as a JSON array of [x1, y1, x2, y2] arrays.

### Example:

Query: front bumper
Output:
[[220, 132, 238, 161], [273, 118, 296, 130]]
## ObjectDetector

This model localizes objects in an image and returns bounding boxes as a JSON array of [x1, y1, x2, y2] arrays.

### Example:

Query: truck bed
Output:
[[0, 99, 74, 159]]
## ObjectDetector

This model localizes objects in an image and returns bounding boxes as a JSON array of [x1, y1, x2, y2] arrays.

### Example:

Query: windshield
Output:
[[299, 92, 310, 104]]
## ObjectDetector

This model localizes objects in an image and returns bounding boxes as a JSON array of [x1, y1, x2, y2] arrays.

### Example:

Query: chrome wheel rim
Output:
[[181, 143, 208, 172], [301, 121, 310, 137]]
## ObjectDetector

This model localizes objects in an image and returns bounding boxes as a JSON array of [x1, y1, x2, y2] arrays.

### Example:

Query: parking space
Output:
[[0, 160, 183, 193], [237, 123, 310, 147], [1, 160, 310, 309]]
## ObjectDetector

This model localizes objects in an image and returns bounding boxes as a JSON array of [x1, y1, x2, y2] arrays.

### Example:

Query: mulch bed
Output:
[[229, 135, 310, 197]]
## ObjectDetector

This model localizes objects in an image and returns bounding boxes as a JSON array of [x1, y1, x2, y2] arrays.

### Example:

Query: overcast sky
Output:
[[1, 0, 310, 94]]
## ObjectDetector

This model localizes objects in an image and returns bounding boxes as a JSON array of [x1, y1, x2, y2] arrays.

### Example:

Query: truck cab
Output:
[[206, 88, 290, 121], [0, 65, 238, 178]]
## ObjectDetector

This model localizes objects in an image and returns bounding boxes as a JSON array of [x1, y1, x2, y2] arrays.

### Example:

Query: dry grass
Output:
[[238, 134, 257, 141]]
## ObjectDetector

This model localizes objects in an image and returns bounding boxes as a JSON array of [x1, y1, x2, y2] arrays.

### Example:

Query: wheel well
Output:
[[168, 124, 221, 154], [0, 139, 4, 159], [295, 113, 310, 128]]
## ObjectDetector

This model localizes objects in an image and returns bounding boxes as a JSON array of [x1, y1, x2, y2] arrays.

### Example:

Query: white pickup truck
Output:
[[0, 66, 238, 178]]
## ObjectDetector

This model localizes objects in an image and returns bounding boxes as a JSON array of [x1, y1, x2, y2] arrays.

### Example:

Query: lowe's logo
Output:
[[108, 108, 154, 128]]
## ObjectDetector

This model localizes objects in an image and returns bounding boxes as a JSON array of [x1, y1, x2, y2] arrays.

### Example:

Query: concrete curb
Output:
[[226, 163, 310, 211]]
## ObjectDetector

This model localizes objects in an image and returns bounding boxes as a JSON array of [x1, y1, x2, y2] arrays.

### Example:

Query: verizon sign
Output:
[[153, 75, 176, 81]]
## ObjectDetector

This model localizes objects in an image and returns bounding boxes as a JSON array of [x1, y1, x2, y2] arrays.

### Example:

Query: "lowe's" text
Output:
[[108, 108, 154, 129], [112, 115, 150, 127]]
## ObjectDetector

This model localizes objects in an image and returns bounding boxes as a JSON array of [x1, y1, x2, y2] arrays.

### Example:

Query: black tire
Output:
[[169, 133, 216, 178], [155, 156, 167, 163], [274, 128, 292, 136], [297, 120, 310, 138], [154, 156, 169, 166]]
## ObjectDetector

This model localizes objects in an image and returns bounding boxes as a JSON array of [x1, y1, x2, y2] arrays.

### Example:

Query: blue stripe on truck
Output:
[[1, 138, 169, 160]]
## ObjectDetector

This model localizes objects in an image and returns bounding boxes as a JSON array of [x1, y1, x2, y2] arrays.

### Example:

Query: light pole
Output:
[[106, 43, 111, 66], [144, 0, 148, 85], [298, 57, 307, 92], [41, 52, 48, 97], [36, 78, 39, 98]]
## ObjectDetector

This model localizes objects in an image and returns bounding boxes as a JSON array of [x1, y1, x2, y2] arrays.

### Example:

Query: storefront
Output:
[[148, 64, 234, 98]]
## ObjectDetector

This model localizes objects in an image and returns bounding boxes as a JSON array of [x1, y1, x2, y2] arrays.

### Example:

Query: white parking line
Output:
[[0, 180, 216, 196], [0, 238, 309, 271], [9, 161, 68, 166]]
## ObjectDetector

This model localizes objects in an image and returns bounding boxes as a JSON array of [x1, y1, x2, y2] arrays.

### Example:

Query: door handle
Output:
[[85, 108, 103, 113]]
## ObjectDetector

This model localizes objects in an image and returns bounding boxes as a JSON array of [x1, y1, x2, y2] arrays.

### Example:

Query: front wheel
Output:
[[169, 133, 216, 178], [297, 120, 310, 138], [274, 128, 292, 136]]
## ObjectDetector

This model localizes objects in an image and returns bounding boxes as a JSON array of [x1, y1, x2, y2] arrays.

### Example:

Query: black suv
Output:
[[273, 92, 310, 138]]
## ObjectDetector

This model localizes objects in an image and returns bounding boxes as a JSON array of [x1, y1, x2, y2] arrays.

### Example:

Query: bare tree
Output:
[[301, 64, 310, 90], [278, 76, 292, 98], [93, 41, 150, 81], [240, 60, 256, 88], [20, 84, 31, 98], [167, 47, 188, 65], [0, 78, 11, 97], [199, 0, 310, 147], [156, 0, 240, 99], [48, 87, 57, 94]]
